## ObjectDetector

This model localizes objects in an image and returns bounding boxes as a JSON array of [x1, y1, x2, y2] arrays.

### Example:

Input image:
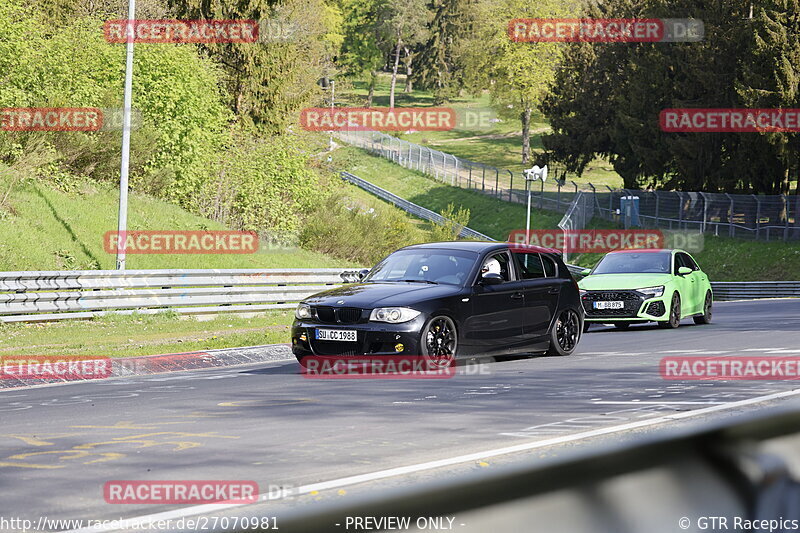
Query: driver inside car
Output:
[[481, 257, 502, 278]]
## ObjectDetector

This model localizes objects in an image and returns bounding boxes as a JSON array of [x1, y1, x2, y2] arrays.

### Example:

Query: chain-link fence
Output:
[[557, 191, 595, 262], [337, 129, 800, 242], [337, 129, 580, 213]]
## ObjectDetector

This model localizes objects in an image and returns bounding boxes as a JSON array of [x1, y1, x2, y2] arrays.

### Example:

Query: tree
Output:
[[740, 0, 800, 196], [339, 0, 384, 106], [462, 0, 572, 164], [168, 0, 342, 133], [377, 0, 430, 108], [540, 0, 786, 193], [411, 0, 476, 103]]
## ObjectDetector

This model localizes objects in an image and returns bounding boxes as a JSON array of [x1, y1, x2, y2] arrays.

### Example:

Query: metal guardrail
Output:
[[1, 269, 794, 323], [0, 268, 359, 323], [340, 171, 493, 241], [711, 281, 800, 301]]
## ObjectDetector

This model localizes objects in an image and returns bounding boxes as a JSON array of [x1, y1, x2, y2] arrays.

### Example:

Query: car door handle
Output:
[[547, 287, 559, 294], [511, 292, 524, 299]]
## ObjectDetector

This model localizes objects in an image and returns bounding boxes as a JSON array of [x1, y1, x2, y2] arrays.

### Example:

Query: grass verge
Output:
[[0, 311, 295, 357]]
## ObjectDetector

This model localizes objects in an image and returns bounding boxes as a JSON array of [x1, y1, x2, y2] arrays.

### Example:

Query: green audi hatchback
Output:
[[578, 249, 712, 330]]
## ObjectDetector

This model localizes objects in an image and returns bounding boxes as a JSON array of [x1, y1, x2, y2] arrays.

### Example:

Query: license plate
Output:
[[594, 301, 624, 310], [315, 329, 357, 342]]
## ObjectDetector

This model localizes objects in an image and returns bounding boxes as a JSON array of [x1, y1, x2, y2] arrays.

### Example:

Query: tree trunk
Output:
[[389, 39, 402, 109], [521, 106, 532, 165], [404, 46, 413, 93], [366, 71, 377, 108]]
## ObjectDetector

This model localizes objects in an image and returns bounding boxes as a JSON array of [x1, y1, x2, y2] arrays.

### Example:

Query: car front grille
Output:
[[313, 306, 364, 325], [310, 342, 360, 356], [582, 290, 643, 318]]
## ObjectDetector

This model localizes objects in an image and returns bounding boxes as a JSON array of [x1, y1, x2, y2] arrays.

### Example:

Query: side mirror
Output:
[[580, 268, 591, 276], [480, 272, 504, 285], [678, 266, 692, 276], [358, 268, 370, 281]]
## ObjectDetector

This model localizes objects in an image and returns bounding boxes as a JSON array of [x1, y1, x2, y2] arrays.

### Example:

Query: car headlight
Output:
[[295, 303, 312, 320], [369, 307, 421, 323], [637, 286, 664, 298]]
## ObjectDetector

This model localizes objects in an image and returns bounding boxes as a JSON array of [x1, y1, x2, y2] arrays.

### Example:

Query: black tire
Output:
[[547, 309, 581, 356], [583, 321, 591, 333], [614, 323, 630, 330], [421, 315, 458, 365], [658, 293, 681, 329], [694, 291, 713, 325]]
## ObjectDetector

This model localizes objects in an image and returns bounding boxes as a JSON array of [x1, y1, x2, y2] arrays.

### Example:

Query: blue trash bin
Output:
[[620, 196, 641, 227]]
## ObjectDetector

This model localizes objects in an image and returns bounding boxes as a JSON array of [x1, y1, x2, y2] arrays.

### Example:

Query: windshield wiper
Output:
[[390, 279, 439, 284]]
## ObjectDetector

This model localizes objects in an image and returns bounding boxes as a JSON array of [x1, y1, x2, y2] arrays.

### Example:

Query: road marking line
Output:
[[591, 401, 724, 405], [743, 348, 787, 352], [65, 387, 800, 533]]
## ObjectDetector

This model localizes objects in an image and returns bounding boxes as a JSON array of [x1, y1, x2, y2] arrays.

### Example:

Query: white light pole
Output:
[[523, 164, 548, 241], [115, 0, 136, 270], [328, 80, 335, 155]]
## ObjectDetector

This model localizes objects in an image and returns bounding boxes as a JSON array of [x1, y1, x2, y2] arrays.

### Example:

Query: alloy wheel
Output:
[[424, 316, 457, 365], [555, 309, 580, 352]]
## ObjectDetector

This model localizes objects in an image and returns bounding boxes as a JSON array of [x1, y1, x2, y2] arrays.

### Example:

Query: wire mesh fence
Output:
[[337, 129, 800, 242]]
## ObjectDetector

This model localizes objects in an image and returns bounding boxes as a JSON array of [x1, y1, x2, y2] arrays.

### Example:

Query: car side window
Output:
[[541, 255, 558, 277], [480, 252, 513, 282], [681, 253, 699, 271], [514, 252, 545, 279], [673, 253, 685, 274]]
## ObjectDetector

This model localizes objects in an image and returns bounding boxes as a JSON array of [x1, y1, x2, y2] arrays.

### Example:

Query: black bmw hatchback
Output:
[[291, 241, 583, 364]]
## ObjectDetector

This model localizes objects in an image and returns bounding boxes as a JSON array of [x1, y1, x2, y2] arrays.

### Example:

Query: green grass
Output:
[[340, 73, 623, 190], [0, 174, 351, 271], [331, 145, 616, 241], [335, 145, 800, 282], [332, 145, 560, 240], [0, 311, 295, 357]]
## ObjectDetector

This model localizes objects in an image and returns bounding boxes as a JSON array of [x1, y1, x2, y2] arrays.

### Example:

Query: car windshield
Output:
[[364, 249, 478, 286], [592, 251, 672, 274]]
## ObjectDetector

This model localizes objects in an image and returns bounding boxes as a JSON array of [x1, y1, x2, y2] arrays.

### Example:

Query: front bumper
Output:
[[291, 316, 426, 357], [581, 290, 670, 322]]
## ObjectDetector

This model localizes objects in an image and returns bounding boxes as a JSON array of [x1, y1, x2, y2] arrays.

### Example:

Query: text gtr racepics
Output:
[[579, 249, 713, 330]]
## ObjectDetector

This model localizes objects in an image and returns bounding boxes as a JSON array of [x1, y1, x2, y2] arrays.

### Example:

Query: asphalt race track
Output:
[[2, 298, 799, 531]]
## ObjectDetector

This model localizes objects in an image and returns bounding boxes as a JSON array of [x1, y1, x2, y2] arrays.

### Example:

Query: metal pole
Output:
[[115, 0, 136, 270], [526, 179, 532, 238], [328, 80, 334, 152]]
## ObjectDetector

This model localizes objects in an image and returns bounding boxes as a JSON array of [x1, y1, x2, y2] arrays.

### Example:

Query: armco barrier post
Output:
[[725, 193, 734, 237], [784, 194, 790, 241]]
